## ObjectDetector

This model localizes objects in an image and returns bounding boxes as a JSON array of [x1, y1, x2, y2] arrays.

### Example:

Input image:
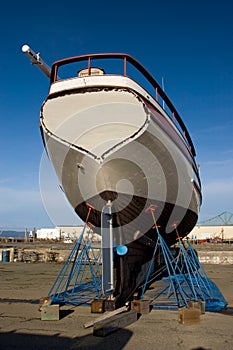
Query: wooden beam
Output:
[[93, 310, 138, 337], [83, 305, 129, 328]]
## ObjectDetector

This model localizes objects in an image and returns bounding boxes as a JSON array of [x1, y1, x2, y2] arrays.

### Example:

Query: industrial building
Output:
[[35, 225, 101, 242], [187, 212, 233, 242], [188, 225, 233, 242]]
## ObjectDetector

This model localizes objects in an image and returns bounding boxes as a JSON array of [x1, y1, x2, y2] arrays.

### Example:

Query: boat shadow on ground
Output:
[[0, 329, 133, 350], [59, 309, 75, 319], [220, 306, 233, 316]]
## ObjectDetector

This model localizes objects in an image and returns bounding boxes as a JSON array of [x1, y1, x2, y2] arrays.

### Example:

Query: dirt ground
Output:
[[0, 262, 233, 350]]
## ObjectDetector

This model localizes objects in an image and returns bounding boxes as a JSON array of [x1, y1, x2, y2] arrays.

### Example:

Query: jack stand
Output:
[[141, 207, 227, 311], [140, 231, 227, 311], [47, 224, 102, 305], [140, 232, 190, 309], [47, 201, 117, 309]]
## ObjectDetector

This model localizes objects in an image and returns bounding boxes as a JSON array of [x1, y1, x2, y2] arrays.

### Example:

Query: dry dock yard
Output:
[[0, 246, 233, 350]]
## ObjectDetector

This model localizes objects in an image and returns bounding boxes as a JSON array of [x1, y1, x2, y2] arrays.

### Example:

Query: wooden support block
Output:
[[199, 301, 206, 314], [39, 297, 51, 311], [104, 299, 116, 311], [131, 300, 150, 314], [178, 308, 201, 325], [93, 310, 138, 337], [91, 299, 105, 313], [41, 304, 60, 321], [188, 300, 205, 314]]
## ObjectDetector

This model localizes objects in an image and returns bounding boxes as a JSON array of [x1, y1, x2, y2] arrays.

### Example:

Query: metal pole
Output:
[[21, 44, 51, 78], [101, 200, 114, 297]]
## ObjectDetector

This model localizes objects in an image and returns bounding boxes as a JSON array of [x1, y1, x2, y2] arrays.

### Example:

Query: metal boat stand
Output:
[[46, 204, 102, 306], [46, 202, 227, 312], [46, 201, 118, 308], [140, 225, 227, 311], [47, 224, 102, 305]]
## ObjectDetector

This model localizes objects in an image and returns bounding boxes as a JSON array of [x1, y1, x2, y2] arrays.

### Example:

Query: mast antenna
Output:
[[21, 44, 51, 78]]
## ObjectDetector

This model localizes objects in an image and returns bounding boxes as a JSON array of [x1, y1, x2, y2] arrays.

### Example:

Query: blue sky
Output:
[[0, 0, 232, 230]]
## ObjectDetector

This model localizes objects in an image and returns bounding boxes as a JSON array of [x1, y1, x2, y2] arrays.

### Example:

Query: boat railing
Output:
[[50, 53, 196, 157]]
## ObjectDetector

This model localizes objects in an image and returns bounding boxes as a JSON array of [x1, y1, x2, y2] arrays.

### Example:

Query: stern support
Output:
[[101, 200, 114, 297]]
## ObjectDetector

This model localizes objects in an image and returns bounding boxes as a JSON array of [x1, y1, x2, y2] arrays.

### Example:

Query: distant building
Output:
[[36, 228, 61, 240], [187, 225, 233, 241], [55, 226, 84, 240], [36, 225, 101, 242]]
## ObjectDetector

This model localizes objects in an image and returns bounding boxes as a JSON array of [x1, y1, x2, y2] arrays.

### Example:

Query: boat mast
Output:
[[21, 44, 51, 78]]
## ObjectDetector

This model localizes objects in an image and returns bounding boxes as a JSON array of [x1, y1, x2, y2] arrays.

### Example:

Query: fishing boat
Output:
[[23, 47, 201, 307]]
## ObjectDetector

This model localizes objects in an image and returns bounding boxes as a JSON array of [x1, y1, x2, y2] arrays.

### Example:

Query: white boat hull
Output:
[[41, 86, 200, 246]]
